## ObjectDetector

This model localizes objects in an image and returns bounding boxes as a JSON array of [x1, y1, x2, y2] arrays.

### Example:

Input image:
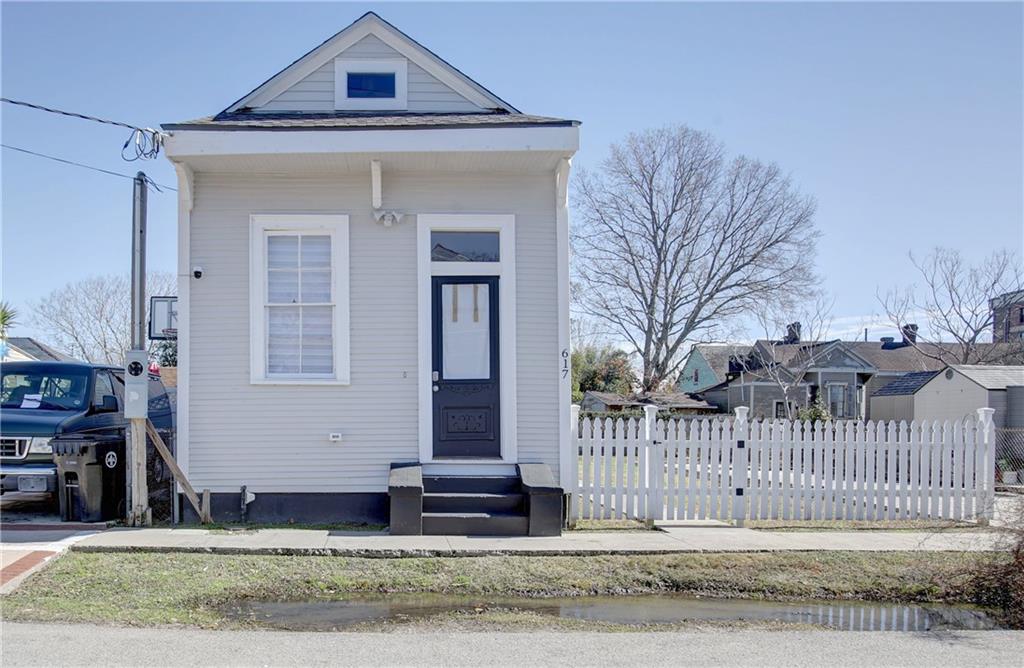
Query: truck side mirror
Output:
[[95, 395, 119, 413]]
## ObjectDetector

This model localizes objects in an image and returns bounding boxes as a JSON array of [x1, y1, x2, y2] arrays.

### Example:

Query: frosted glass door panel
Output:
[[441, 283, 490, 380]]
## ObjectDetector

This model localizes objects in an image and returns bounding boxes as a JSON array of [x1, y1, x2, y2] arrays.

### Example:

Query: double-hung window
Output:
[[250, 215, 350, 384]]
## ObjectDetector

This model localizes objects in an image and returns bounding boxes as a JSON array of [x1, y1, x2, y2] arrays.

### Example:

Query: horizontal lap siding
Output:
[[188, 171, 559, 493], [259, 35, 484, 113]]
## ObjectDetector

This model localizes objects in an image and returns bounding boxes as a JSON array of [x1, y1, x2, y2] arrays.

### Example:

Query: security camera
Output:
[[192, 266, 204, 279]]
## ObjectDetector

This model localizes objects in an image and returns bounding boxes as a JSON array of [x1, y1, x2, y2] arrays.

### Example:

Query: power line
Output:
[[1, 97, 165, 160], [1, 144, 176, 192]]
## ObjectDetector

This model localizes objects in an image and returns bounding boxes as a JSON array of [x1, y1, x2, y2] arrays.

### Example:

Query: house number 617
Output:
[[561, 349, 569, 378]]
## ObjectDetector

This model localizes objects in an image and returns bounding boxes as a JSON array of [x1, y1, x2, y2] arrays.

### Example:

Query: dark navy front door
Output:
[[431, 276, 500, 458]]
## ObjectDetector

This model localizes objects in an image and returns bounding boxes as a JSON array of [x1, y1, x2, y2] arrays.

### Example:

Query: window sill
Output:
[[250, 378, 351, 386]]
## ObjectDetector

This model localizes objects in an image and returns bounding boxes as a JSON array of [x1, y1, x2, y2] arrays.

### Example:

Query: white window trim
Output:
[[417, 214, 517, 464], [334, 58, 408, 111], [249, 214, 350, 385]]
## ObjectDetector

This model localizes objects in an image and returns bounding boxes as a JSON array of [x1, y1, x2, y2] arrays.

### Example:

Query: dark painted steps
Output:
[[421, 475, 527, 535], [389, 465, 562, 537], [423, 475, 520, 494], [423, 492, 524, 514], [422, 511, 529, 536]]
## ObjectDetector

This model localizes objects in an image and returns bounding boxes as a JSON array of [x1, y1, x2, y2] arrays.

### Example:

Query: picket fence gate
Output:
[[569, 406, 996, 523]]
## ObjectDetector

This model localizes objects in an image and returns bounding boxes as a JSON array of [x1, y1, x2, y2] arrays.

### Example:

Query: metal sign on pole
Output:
[[125, 172, 150, 526]]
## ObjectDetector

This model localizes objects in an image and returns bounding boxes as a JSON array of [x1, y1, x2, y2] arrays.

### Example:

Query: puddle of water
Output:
[[224, 594, 1000, 632]]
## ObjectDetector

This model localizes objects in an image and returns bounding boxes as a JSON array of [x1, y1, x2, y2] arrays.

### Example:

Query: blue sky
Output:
[[2, 2, 1022, 343]]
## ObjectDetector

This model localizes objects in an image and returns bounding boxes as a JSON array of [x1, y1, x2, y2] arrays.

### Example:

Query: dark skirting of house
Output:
[[179, 492, 388, 525]]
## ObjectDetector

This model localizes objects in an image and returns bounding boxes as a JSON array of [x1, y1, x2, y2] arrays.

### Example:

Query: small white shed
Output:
[[162, 13, 578, 533], [913, 365, 1024, 428]]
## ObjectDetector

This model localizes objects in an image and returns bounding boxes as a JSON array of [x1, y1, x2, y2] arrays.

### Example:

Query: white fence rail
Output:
[[570, 406, 996, 523]]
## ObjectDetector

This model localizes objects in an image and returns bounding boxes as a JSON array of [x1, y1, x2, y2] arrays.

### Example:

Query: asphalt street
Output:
[[2, 622, 1022, 667]]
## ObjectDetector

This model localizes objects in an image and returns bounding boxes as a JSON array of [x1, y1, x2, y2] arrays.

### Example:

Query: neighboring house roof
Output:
[[640, 392, 717, 411], [949, 365, 1024, 391], [162, 111, 577, 132], [739, 339, 1018, 378], [692, 344, 752, 383], [873, 371, 940, 397], [844, 342, 952, 372], [991, 290, 1024, 309], [582, 391, 643, 408], [5, 337, 78, 362]]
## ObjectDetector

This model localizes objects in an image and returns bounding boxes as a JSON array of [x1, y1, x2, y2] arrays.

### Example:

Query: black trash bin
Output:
[[53, 435, 126, 522]]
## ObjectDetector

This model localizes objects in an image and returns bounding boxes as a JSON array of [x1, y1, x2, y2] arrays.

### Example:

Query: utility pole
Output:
[[125, 172, 150, 526]]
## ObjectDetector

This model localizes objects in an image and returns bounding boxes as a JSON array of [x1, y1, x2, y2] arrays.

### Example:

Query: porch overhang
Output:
[[163, 126, 579, 161]]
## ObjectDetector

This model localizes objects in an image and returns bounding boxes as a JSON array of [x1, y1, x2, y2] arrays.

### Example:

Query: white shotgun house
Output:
[[162, 12, 577, 535]]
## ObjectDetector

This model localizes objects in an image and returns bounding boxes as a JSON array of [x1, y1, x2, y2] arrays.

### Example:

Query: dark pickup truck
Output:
[[0, 361, 174, 513]]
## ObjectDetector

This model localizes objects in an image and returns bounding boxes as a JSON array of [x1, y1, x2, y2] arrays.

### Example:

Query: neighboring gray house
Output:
[[684, 326, 977, 420], [162, 12, 579, 531], [992, 290, 1024, 343]]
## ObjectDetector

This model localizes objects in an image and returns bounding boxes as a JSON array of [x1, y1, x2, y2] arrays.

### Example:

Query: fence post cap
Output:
[[976, 407, 995, 426], [734, 406, 750, 423]]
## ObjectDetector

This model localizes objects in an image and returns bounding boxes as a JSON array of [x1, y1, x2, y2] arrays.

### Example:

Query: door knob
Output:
[[432, 385, 439, 392]]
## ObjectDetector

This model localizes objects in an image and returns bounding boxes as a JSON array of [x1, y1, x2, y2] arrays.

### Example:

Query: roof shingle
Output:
[[162, 111, 578, 132]]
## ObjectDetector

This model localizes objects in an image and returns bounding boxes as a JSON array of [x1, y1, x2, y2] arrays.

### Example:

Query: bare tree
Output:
[[739, 294, 834, 420], [572, 125, 819, 392], [879, 248, 1023, 365], [32, 273, 176, 364]]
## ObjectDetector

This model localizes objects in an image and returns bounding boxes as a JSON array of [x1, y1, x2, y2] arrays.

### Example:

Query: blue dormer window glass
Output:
[[347, 72, 396, 99]]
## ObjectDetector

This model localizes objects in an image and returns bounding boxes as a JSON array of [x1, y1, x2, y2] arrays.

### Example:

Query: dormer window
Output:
[[335, 58, 407, 110]]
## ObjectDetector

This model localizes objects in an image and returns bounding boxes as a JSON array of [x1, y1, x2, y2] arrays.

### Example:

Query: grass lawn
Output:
[[2, 550, 1010, 629]]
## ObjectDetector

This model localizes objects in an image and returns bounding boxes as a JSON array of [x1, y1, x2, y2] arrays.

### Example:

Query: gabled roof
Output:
[[6, 337, 78, 362], [873, 371, 939, 397], [949, 365, 1024, 391], [223, 12, 517, 116], [691, 344, 751, 383]]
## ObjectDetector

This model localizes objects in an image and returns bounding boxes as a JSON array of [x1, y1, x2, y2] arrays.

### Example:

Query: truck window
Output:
[[92, 371, 116, 406], [1, 370, 90, 410]]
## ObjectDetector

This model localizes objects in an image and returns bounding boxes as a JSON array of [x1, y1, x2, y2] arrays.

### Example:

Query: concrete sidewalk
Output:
[[70, 524, 1008, 557], [1, 527, 102, 593]]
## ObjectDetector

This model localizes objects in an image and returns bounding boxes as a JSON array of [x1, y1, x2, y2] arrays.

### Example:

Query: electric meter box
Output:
[[124, 349, 149, 419]]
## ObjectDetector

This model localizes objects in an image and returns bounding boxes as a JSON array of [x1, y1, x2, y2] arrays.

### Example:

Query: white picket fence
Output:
[[570, 406, 996, 523]]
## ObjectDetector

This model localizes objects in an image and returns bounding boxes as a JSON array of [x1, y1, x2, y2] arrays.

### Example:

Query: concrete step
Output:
[[422, 512, 528, 536], [422, 475, 521, 495], [423, 492, 524, 514]]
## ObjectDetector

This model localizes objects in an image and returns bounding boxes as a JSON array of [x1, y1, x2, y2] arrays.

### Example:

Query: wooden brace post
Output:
[[144, 420, 212, 523]]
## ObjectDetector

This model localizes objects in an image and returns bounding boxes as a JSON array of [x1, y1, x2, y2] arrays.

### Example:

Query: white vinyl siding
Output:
[[249, 215, 350, 384], [258, 35, 485, 113], [187, 170, 557, 494]]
